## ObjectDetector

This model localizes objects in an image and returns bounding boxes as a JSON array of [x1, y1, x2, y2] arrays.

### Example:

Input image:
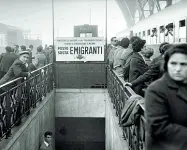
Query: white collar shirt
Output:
[[44, 141, 49, 147]]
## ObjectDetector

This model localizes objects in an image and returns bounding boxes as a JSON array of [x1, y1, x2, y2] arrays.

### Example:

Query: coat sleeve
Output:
[[131, 62, 160, 87], [130, 57, 148, 81], [0, 54, 4, 63], [145, 86, 187, 140], [13, 64, 28, 77]]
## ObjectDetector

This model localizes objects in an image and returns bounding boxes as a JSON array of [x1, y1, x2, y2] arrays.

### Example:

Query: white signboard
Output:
[[55, 37, 104, 61]]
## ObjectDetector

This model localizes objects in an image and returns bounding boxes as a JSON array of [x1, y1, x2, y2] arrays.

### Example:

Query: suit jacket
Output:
[[40, 142, 53, 150], [0, 59, 28, 85], [0, 52, 18, 72], [129, 52, 148, 95], [145, 73, 187, 150]]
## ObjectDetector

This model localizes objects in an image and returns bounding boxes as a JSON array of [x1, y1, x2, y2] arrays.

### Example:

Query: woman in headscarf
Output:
[[145, 44, 187, 150]]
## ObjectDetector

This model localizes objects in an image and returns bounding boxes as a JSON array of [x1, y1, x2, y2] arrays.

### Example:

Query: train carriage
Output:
[[116, 0, 187, 58]]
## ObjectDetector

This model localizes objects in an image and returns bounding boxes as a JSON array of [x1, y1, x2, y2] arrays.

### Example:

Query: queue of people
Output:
[[107, 36, 187, 149], [0, 44, 53, 85], [107, 36, 155, 96]]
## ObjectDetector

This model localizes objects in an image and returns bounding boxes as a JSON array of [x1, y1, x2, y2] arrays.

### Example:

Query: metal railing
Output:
[[107, 67, 145, 150], [0, 63, 54, 140]]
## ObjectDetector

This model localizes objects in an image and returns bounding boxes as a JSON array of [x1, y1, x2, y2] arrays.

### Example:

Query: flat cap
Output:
[[19, 50, 30, 56]]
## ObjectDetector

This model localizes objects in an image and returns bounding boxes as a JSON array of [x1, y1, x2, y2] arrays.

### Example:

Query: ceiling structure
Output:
[[115, 0, 176, 28]]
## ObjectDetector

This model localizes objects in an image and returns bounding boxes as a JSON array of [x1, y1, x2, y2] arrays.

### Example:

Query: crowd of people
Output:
[[106, 36, 170, 96], [107, 36, 187, 149], [0, 44, 54, 85]]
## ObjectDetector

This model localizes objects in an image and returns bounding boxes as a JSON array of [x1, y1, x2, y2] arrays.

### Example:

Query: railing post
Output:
[[52, 63, 55, 89], [15, 80, 22, 126], [43, 68, 47, 97], [5, 86, 11, 139], [32, 74, 37, 108], [26, 78, 31, 116], [39, 70, 43, 101]]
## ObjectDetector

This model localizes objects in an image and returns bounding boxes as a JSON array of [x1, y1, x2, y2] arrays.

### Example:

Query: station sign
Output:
[[55, 37, 104, 61]]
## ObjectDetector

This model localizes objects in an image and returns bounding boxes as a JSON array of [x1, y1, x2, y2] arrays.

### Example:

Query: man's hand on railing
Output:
[[27, 72, 31, 78], [41, 69, 44, 73], [124, 82, 132, 87]]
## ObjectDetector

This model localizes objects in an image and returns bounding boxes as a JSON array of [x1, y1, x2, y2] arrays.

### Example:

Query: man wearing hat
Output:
[[0, 50, 30, 85], [0, 50, 31, 128]]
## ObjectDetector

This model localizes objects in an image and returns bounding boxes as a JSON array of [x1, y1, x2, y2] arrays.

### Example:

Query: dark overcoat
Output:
[[131, 55, 163, 87], [0, 59, 28, 85], [0, 53, 18, 78], [129, 52, 148, 95], [0, 53, 18, 72], [145, 73, 187, 150]]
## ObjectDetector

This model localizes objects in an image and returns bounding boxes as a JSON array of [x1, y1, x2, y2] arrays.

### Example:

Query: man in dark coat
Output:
[[43, 45, 54, 64], [0, 46, 18, 79], [0, 51, 30, 85], [0, 51, 30, 128], [13, 45, 19, 55], [125, 43, 173, 88], [28, 44, 34, 63], [35, 46, 47, 68]]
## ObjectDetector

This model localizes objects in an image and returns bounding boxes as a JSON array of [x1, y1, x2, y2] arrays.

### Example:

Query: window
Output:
[[150, 28, 157, 44], [143, 31, 145, 36], [179, 20, 185, 27], [165, 23, 174, 43], [159, 25, 165, 43], [179, 19, 186, 42], [139, 32, 141, 37], [86, 33, 92, 37]]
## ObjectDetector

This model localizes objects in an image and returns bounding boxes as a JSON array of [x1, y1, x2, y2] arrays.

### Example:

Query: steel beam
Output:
[[137, 0, 145, 19], [148, 0, 154, 15], [153, 0, 161, 11], [115, 0, 135, 27], [166, 0, 172, 7]]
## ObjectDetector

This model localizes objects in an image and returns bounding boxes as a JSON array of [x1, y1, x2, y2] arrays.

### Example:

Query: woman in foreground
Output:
[[145, 44, 187, 150]]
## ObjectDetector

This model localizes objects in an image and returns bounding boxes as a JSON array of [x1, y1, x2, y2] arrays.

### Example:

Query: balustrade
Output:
[[107, 67, 145, 150], [0, 63, 54, 140]]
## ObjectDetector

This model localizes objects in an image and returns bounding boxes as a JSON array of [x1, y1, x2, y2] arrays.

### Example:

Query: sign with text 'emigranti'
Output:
[[55, 37, 104, 61]]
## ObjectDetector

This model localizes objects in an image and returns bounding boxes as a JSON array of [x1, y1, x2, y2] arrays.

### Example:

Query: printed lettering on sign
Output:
[[55, 37, 104, 61]]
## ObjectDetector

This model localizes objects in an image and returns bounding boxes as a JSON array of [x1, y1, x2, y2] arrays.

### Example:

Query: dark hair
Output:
[[159, 42, 169, 54], [37, 46, 43, 52], [111, 37, 116, 41], [142, 47, 154, 59], [120, 37, 129, 48], [29, 44, 33, 49], [163, 43, 187, 71], [130, 36, 140, 44], [132, 39, 146, 52], [20, 45, 26, 51], [14, 45, 19, 48], [5, 46, 12, 53], [49, 45, 54, 49], [44, 131, 52, 138], [161, 44, 174, 55]]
